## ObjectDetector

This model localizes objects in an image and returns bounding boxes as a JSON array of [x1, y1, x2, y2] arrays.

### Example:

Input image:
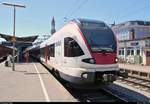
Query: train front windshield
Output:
[[80, 21, 117, 53]]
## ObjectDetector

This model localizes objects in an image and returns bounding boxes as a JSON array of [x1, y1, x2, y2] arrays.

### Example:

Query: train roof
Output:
[[39, 18, 109, 48], [71, 18, 107, 27], [72, 18, 105, 23]]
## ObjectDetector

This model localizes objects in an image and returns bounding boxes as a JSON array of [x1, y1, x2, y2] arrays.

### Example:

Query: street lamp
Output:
[[2, 2, 26, 71]]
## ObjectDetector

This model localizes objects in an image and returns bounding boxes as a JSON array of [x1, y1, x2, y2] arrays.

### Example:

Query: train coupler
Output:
[[117, 71, 128, 78], [103, 74, 116, 82]]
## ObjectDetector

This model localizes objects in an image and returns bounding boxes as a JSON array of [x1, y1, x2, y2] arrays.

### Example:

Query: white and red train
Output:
[[25, 18, 126, 87]]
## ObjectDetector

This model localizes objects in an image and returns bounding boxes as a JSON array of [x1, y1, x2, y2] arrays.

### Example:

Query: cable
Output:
[[68, 0, 89, 18], [62, 0, 81, 23], [64, 0, 89, 22], [117, 0, 138, 14], [116, 1, 150, 22], [64, 0, 80, 21]]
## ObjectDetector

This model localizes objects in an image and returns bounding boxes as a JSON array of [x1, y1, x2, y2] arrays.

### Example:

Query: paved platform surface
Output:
[[0, 62, 77, 102], [119, 63, 150, 73]]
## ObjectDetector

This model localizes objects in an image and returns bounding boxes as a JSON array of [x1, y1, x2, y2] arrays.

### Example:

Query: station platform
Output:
[[119, 63, 150, 80], [119, 63, 150, 73], [0, 62, 77, 102]]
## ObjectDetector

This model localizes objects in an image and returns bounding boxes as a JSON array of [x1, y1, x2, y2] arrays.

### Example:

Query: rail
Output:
[[32, 57, 130, 102], [40, 60, 129, 102], [68, 88, 127, 102], [117, 76, 150, 92]]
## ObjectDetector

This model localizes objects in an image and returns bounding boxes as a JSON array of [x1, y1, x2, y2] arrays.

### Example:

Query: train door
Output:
[[45, 45, 48, 63], [55, 40, 62, 66]]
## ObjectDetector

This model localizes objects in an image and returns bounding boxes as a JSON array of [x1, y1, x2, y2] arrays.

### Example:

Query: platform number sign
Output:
[[11, 36, 16, 42]]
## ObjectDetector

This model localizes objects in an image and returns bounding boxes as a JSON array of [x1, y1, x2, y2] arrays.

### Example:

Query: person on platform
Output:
[[5, 54, 12, 67], [24, 52, 29, 63]]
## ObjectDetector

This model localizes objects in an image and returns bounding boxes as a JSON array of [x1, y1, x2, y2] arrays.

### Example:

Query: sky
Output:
[[0, 0, 150, 41]]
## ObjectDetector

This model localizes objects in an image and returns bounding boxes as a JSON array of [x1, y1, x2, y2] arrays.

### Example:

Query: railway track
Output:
[[31, 58, 129, 102], [30, 58, 150, 102], [40, 62, 128, 102], [117, 76, 150, 93], [65, 88, 127, 102]]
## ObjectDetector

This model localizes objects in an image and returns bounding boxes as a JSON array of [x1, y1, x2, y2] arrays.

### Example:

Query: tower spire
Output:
[[51, 16, 56, 35]]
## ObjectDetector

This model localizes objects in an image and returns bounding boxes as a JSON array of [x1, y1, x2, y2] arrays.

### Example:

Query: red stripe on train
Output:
[[92, 53, 116, 64]]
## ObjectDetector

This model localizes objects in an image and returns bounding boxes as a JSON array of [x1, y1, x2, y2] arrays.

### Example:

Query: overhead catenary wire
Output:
[[115, 0, 138, 19], [64, 0, 89, 22], [68, 0, 89, 18], [115, 1, 150, 23], [64, 0, 80, 22]]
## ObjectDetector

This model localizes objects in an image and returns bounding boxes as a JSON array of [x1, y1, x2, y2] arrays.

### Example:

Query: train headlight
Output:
[[81, 73, 88, 79], [115, 57, 118, 63], [82, 58, 96, 64]]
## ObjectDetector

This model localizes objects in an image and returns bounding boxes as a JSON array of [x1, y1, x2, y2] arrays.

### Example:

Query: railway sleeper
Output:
[[121, 69, 150, 81]]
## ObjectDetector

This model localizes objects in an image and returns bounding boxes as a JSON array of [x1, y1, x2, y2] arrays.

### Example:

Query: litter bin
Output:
[[5, 60, 11, 67], [5, 61, 8, 67]]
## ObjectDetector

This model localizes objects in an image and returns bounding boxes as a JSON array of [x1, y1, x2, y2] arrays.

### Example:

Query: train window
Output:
[[81, 22, 106, 29], [48, 47, 50, 60], [40, 48, 45, 58], [80, 28, 117, 53], [49, 44, 55, 57], [64, 37, 84, 57]]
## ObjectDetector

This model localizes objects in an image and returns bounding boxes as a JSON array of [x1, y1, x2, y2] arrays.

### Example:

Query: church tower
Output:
[[51, 16, 56, 35]]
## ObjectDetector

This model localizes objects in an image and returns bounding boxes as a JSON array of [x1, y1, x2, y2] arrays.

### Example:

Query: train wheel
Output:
[[51, 68, 55, 74], [54, 69, 61, 79], [65, 82, 75, 90]]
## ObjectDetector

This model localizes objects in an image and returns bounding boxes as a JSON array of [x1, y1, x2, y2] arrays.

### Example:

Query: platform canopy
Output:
[[0, 33, 38, 43]]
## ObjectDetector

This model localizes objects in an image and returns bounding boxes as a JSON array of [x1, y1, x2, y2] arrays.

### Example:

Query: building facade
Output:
[[112, 21, 150, 41], [112, 21, 150, 65]]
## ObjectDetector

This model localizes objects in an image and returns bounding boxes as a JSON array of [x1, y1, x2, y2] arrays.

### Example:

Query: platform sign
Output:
[[11, 36, 16, 42]]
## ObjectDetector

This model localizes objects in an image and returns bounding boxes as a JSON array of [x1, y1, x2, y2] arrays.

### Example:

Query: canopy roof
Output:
[[0, 33, 38, 43]]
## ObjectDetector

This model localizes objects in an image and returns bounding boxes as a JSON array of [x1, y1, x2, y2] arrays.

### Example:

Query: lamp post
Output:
[[2, 2, 26, 71]]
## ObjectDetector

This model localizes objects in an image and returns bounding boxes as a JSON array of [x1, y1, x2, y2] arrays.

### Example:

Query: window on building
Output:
[[64, 37, 84, 57], [119, 50, 121, 55], [122, 50, 124, 55], [130, 29, 135, 40], [127, 50, 130, 55], [136, 50, 140, 55], [137, 21, 144, 25], [145, 22, 150, 26], [49, 44, 55, 57], [131, 50, 134, 55]]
